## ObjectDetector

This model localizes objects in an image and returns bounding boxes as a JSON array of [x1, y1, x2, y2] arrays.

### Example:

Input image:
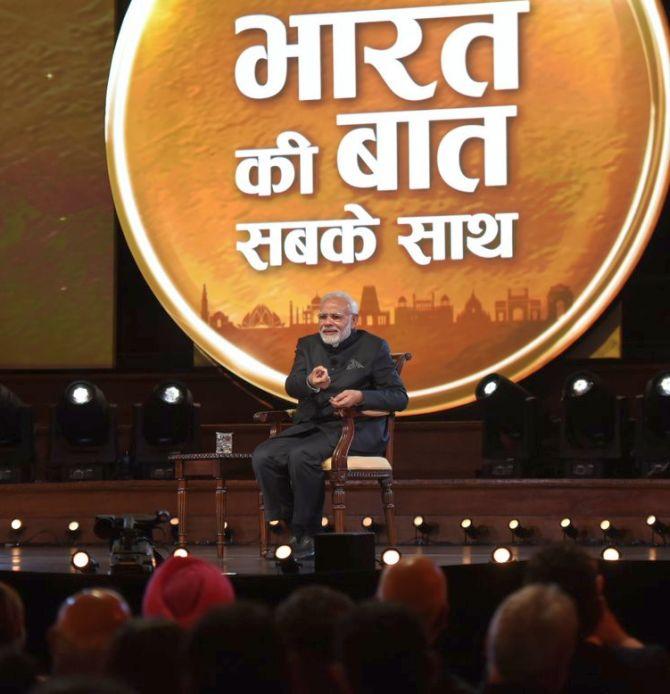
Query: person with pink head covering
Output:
[[142, 555, 235, 628]]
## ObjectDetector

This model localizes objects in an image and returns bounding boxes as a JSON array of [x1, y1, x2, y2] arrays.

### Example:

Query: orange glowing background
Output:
[[108, 0, 669, 412]]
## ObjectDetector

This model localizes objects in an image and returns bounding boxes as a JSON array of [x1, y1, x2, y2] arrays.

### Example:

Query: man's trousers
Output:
[[252, 429, 335, 536]]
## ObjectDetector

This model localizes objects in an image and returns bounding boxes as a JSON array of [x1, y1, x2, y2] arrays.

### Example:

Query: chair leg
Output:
[[258, 491, 268, 557], [333, 482, 346, 533], [177, 477, 187, 548], [380, 477, 397, 545], [215, 478, 226, 562]]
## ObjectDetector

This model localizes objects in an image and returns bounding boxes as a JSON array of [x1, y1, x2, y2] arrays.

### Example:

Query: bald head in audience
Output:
[[376, 555, 448, 643], [485, 584, 578, 693], [49, 588, 131, 676]]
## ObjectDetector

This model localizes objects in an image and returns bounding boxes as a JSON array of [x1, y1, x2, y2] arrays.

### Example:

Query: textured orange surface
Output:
[[112, 0, 667, 409]]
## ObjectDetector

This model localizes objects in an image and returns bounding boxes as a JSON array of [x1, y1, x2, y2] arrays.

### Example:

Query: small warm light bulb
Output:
[[321, 516, 330, 528], [602, 547, 621, 561], [600, 520, 611, 531], [10, 519, 22, 531], [492, 546, 513, 563], [275, 544, 292, 560], [508, 519, 520, 531], [560, 518, 571, 529], [169, 517, 179, 526], [381, 548, 401, 566], [362, 516, 374, 528], [461, 518, 472, 529], [413, 515, 424, 528], [173, 547, 189, 558], [646, 515, 657, 526], [71, 550, 90, 569], [68, 521, 80, 533], [269, 519, 280, 527]]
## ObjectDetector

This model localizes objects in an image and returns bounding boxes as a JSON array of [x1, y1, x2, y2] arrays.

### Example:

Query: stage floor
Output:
[[3, 543, 670, 576]]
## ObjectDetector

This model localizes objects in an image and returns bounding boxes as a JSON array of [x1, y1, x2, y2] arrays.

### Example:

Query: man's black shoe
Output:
[[293, 535, 315, 560]]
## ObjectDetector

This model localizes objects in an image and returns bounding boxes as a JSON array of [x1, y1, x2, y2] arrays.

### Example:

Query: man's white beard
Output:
[[320, 324, 352, 346]]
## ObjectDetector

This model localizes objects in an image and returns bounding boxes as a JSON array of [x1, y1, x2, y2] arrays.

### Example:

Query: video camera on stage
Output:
[[93, 510, 170, 575]]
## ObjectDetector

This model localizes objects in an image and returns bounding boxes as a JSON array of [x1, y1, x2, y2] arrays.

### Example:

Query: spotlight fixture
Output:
[[361, 516, 383, 533], [71, 549, 98, 573], [601, 546, 621, 562], [0, 384, 34, 483], [380, 547, 402, 566], [169, 516, 180, 543], [223, 520, 233, 543], [600, 520, 625, 542], [508, 519, 533, 542], [172, 547, 189, 558], [635, 371, 670, 476], [321, 516, 333, 533], [559, 517, 580, 540], [560, 371, 626, 477], [66, 521, 81, 543], [491, 546, 513, 563], [9, 518, 24, 545], [460, 518, 486, 543], [645, 515, 669, 544], [476, 373, 539, 477], [268, 519, 283, 535], [49, 381, 118, 481], [412, 515, 436, 544], [275, 544, 300, 574], [131, 381, 201, 480]]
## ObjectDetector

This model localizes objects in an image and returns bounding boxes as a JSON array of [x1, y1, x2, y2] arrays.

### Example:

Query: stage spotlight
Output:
[[66, 521, 81, 543], [275, 544, 300, 574], [560, 371, 626, 477], [269, 519, 283, 535], [560, 518, 579, 540], [380, 547, 402, 566], [0, 384, 34, 483], [172, 547, 189, 558], [361, 516, 383, 533], [131, 381, 201, 480], [601, 546, 621, 562], [71, 549, 98, 573], [600, 520, 625, 542], [169, 516, 180, 542], [645, 515, 669, 544], [321, 516, 334, 532], [9, 518, 24, 545], [491, 546, 513, 563], [413, 515, 436, 544], [223, 520, 233, 543], [635, 371, 670, 475], [460, 518, 485, 543], [508, 519, 533, 542], [476, 373, 539, 477], [49, 381, 118, 481]]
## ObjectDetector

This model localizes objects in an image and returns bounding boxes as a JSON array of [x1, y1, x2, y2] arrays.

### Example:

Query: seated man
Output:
[[252, 290, 408, 559]]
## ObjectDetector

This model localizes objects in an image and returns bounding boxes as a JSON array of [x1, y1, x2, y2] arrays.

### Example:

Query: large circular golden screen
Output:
[[107, 0, 670, 414]]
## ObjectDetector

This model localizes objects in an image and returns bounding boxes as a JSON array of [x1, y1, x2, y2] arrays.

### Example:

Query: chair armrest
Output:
[[253, 410, 294, 437], [253, 410, 293, 424]]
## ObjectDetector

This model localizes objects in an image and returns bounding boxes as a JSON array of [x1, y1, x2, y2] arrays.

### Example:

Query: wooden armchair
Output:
[[253, 352, 411, 556]]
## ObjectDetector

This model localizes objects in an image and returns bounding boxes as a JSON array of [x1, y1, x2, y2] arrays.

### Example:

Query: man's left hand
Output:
[[329, 390, 363, 408]]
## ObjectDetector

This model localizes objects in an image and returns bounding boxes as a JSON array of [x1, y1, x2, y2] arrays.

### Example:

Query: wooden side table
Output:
[[167, 451, 252, 560]]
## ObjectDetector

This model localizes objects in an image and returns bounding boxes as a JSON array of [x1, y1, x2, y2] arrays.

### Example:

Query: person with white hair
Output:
[[484, 583, 578, 694], [252, 290, 408, 559]]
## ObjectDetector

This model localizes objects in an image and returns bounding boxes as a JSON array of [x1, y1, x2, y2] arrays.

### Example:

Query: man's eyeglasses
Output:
[[318, 312, 350, 322]]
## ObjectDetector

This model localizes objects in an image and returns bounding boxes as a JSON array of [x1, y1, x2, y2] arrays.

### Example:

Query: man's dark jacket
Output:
[[278, 330, 408, 454]]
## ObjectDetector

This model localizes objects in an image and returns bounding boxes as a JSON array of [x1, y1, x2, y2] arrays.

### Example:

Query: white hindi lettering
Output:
[[337, 106, 516, 193], [234, 2, 530, 101], [235, 131, 318, 197], [397, 212, 518, 265], [236, 204, 380, 271]]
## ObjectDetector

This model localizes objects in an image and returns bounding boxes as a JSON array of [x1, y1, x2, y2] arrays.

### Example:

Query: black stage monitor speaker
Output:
[[315, 532, 375, 573]]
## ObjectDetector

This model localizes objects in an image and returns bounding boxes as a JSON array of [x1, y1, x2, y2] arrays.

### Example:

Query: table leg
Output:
[[177, 471, 187, 548], [216, 478, 226, 561]]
